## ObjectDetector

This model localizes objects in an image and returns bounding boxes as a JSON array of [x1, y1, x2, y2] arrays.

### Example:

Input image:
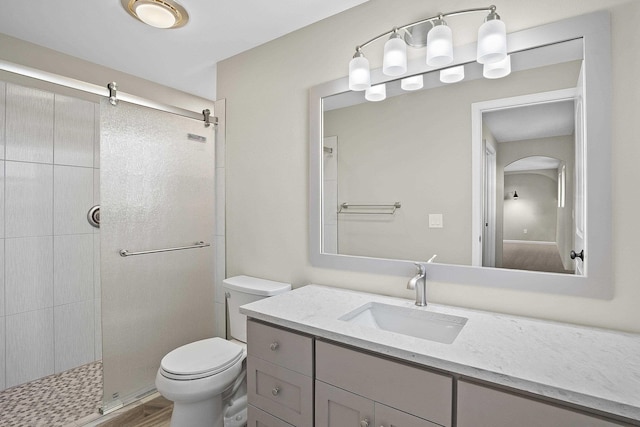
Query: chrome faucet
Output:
[[407, 255, 437, 306]]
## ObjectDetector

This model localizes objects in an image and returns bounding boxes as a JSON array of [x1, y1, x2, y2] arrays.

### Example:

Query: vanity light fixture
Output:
[[348, 5, 507, 91], [365, 83, 387, 102], [122, 0, 189, 29], [440, 65, 465, 83], [401, 75, 424, 91], [483, 55, 512, 79]]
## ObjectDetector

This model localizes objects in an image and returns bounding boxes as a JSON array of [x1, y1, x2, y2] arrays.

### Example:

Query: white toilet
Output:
[[155, 275, 291, 427]]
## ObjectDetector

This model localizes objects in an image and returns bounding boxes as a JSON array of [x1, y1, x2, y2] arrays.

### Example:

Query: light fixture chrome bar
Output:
[[356, 6, 496, 50], [119, 241, 211, 257], [0, 59, 213, 124]]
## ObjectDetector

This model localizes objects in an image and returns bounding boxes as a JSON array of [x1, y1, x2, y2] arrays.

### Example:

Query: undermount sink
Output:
[[339, 302, 467, 344]]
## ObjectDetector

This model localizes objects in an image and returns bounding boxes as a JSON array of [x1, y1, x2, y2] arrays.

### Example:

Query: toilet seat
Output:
[[160, 338, 244, 381]]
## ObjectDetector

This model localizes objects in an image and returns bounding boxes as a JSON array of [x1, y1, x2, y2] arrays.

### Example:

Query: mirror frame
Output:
[[309, 12, 612, 298]]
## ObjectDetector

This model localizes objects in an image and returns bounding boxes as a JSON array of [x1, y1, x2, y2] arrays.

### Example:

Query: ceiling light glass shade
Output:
[[483, 55, 511, 79], [440, 65, 465, 83], [426, 23, 454, 67], [123, 0, 189, 29], [134, 3, 176, 28], [365, 84, 386, 102], [477, 19, 507, 64], [349, 55, 371, 91], [382, 35, 408, 76], [401, 75, 424, 91]]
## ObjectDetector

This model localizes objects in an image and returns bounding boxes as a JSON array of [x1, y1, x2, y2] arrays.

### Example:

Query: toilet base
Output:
[[170, 394, 224, 427]]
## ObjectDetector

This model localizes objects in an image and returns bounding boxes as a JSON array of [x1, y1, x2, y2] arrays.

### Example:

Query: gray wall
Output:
[[218, 0, 640, 333]]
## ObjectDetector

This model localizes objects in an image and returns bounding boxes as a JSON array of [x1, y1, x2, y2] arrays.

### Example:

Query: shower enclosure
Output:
[[0, 68, 222, 425]]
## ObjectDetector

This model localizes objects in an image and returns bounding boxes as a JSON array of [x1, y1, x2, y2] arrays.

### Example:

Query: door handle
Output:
[[570, 249, 584, 261]]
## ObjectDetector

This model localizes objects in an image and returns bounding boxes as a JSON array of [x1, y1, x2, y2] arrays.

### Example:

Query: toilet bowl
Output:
[[155, 276, 291, 427]]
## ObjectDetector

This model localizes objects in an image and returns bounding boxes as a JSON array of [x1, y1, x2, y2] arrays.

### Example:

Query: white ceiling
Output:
[[0, 0, 369, 99], [483, 100, 575, 143]]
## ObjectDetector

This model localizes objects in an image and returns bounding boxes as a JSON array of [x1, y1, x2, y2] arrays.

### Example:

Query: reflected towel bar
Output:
[[338, 202, 401, 215], [120, 241, 211, 257]]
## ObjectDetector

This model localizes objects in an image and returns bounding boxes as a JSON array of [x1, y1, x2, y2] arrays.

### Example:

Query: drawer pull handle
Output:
[[360, 418, 370, 427], [272, 387, 280, 396], [270, 342, 279, 351]]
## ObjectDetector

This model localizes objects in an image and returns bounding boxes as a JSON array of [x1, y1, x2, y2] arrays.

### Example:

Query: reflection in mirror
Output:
[[321, 39, 583, 275]]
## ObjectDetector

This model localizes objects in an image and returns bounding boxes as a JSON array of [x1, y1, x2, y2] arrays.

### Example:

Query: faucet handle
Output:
[[427, 254, 437, 263], [414, 262, 426, 275]]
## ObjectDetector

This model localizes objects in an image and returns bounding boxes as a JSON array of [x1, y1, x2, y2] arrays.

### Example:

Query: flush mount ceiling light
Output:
[[122, 0, 189, 29], [348, 5, 507, 93]]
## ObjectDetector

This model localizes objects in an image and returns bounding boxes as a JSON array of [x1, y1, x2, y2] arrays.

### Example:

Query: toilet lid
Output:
[[161, 338, 243, 380]]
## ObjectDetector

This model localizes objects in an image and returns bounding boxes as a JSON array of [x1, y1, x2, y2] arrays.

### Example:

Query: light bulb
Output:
[[349, 54, 371, 91], [382, 33, 408, 76], [401, 75, 424, 91], [426, 22, 453, 67], [134, 3, 177, 29], [477, 18, 507, 64], [365, 84, 386, 102], [483, 55, 511, 79], [440, 65, 465, 83]]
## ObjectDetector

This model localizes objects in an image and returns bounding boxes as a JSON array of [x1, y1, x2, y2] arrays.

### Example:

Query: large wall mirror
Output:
[[309, 12, 612, 298]]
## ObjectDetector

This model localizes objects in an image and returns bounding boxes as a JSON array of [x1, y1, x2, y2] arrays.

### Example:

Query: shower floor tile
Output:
[[0, 361, 102, 427]]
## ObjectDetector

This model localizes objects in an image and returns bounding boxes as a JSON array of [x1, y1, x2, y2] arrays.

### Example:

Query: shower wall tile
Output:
[[95, 298, 102, 360], [54, 95, 96, 167], [94, 104, 100, 168], [5, 236, 54, 315], [5, 161, 53, 238], [0, 161, 4, 238], [54, 300, 94, 373], [5, 308, 54, 388], [54, 234, 94, 306], [0, 242, 4, 317], [0, 316, 5, 391], [94, 233, 101, 299], [0, 81, 5, 159], [53, 165, 94, 235], [5, 83, 54, 164], [94, 168, 100, 235], [215, 302, 226, 339]]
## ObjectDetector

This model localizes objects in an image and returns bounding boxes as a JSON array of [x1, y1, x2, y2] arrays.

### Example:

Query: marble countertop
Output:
[[240, 285, 640, 421]]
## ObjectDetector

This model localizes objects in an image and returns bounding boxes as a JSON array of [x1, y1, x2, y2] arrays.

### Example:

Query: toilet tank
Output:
[[223, 275, 291, 342]]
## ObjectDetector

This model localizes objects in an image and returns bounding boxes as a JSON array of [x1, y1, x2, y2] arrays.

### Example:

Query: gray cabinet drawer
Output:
[[316, 380, 374, 427], [376, 402, 442, 427], [248, 320, 313, 376], [247, 355, 313, 427], [248, 405, 295, 427], [457, 380, 625, 427], [316, 340, 452, 427]]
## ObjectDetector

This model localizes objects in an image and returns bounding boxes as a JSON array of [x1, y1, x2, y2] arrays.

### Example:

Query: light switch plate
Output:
[[429, 214, 443, 228]]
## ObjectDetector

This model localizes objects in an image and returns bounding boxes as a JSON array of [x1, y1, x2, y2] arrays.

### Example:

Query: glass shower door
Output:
[[99, 99, 216, 411]]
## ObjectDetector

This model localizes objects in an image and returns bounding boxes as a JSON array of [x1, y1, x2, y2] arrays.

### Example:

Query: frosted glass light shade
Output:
[[477, 19, 507, 64], [382, 36, 408, 76], [349, 56, 371, 91], [365, 84, 386, 102], [483, 55, 511, 79], [401, 75, 424, 91], [134, 3, 177, 28], [426, 24, 453, 67], [440, 65, 465, 83]]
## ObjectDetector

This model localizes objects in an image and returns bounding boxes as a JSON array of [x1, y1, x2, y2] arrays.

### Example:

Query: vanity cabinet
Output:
[[246, 320, 313, 427], [457, 380, 626, 427], [315, 341, 452, 427]]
